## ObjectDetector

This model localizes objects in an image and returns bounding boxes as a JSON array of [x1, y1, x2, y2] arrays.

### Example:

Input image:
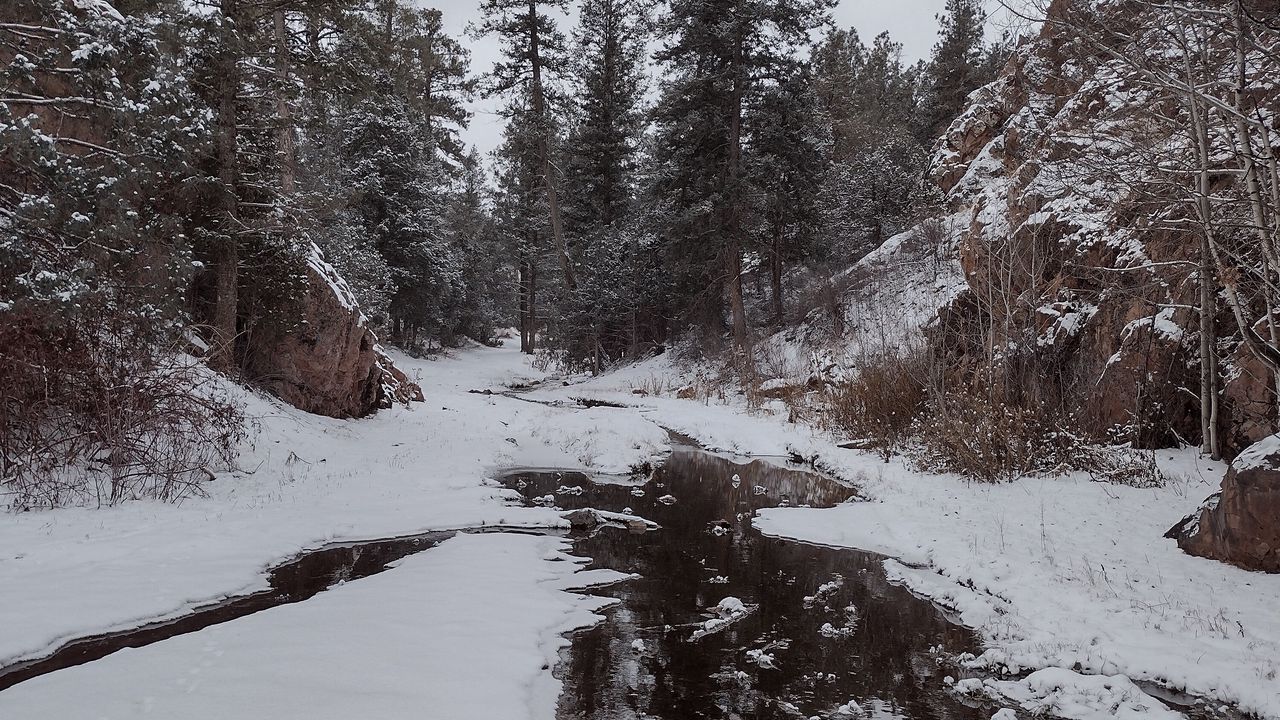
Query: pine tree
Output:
[[809, 28, 933, 262], [493, 110, 553, 354], [562, 0, 650, 233], [917, 0, 994, 142], [550, 0, 652, 367], [298, 0, 479, 348], [1, 0, 243, 503], [445, 149, 507, 344], [338, 90, 460, 346], [473, 0, 577, 295], [651, 0, 833, 355], [746, 70, 831, 325]]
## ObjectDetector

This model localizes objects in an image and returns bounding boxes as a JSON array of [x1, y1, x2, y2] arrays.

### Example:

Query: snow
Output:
[[745, 648, 776, 669], [0, 340, 664, 680], [71, 0, 125, 22], [955, 668, 1183, 720], [0, 533, 628, 719], [527, 356, 1280, 717], [307, 241, 366, 322], [1234, 432, 1280, 471], [4, 340, 1280, 717], [715, 596, 746, 615]]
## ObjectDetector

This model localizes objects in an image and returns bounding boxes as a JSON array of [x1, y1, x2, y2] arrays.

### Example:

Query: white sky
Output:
[[431, 0, 952, 159]]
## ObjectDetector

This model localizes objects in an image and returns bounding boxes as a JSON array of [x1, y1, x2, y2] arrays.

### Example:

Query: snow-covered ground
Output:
[[0, 533, 627, 719], [545, 356, 1280, 719], [3, 339, 1279, 719], [0, 340, 665, 717]]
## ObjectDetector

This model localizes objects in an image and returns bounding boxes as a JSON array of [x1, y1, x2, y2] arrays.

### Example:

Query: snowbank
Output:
[[0, 533, 628, 719]]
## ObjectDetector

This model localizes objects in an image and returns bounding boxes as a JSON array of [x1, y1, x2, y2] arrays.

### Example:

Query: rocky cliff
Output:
[[929, 0, 1277, 454]]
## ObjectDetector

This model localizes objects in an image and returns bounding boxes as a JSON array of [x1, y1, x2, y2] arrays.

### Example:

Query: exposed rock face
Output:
[[376, 347, 426, 408], [244, 245, 421, 418], [929, 0, 1275, 452], [1170, 435, 1280, 572]]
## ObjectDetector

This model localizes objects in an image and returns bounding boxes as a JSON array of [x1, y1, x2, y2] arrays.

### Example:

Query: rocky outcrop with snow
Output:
[[930, 0, 1274, 453], [243, 244, 421, 418]]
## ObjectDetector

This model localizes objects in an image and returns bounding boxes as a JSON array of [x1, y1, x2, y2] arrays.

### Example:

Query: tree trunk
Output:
[[211, 0, 240, 372], [725, 17, 751, 359], [274, 8, 295, 197], [1230, 2, 1280, 419], [528, 0, 576, 292], [1199, 230, 1220, 459], [628, 232, 639, 358], [519, 246, 531, 354], [770, 214, 784, 326], [528, 253, 539, 352], [1183, 71, 1221, 460]]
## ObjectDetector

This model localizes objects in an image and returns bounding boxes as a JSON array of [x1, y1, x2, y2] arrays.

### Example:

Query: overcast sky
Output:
[[431, 0, 952, 159]]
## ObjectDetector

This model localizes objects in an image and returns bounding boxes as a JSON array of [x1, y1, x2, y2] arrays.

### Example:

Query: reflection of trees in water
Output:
[[503, 450, 984, 720]]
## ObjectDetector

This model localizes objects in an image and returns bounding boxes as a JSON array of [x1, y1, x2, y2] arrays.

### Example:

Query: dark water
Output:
[[504, 447, 990, 720], [0, 530, 458, 692]]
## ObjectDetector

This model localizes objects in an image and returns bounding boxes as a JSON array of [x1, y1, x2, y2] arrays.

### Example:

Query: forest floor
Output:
[[1, 340, 1277, 719]]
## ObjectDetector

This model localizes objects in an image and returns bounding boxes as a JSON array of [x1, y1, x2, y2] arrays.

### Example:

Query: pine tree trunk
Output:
[[771, 214, 784, 326], [519, 247, 531, 354], [528, 254, 539, 352], [528, 0, 576, 292], [725, 20, 751, 358], [211, 0, 240, 372], [274, 8, 295, 197], [629, 232, 639, 358]]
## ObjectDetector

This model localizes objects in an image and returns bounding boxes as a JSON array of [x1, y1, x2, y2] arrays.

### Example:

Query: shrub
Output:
[[911, 393, 1059, 482], [0, 310, 245, 510], [822, 348, 928, 461]]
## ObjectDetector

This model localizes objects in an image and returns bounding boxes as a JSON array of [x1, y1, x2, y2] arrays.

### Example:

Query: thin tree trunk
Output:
[[211, 0, 240, 372], [725, 16, 751, 359], [629, 232, 639, 358], [1184, 55, 1221, 460], [528, 252, 539, 352], [519, 246, 531, 353], [528, 0, 575, 292], [274, 8, 295, 197], [770, 213, 783, 326], [1230, 1, 1280, 419]]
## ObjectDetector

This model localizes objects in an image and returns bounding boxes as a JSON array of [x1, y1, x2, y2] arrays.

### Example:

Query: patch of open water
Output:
[[503, 446, 992, 720]]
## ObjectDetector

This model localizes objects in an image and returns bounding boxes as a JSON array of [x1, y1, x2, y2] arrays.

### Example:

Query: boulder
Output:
[[245, 245, 421, 418], [376, 347, 425, 408], [1169, 435, 1280, 572]]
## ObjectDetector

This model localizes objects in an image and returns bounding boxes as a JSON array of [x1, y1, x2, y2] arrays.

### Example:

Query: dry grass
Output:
[[821, 348, 928, 462]]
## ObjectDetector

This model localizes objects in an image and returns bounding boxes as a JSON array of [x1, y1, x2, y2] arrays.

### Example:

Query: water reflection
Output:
[[503, 447, 986, 720]]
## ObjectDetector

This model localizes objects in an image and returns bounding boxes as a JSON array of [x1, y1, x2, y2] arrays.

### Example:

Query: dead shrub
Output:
[[1, 310, 246, 510], [910, 393, 1167, 486], [822, 348, 928, 461], [910, 393, 1060, 482]]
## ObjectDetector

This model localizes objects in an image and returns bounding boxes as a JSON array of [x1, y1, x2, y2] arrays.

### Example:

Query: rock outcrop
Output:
[[244, 245, 421, 418], [929, 0, 1276, 453], [1169, 435, 1280, 572]]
